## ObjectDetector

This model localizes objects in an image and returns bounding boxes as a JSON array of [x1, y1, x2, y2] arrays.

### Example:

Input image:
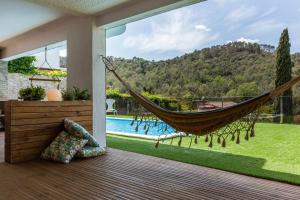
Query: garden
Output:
[[6, 51, 300, 185]]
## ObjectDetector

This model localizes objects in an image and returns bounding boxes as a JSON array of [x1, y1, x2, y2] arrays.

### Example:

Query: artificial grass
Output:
[[107, 122, 300, 185]]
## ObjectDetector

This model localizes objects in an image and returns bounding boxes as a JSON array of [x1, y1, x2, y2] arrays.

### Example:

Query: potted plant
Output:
[[73, 87, 91, 100], [62, 89, 75, 101], [62, 87, 91, 101], [18, 86, 46, 101]]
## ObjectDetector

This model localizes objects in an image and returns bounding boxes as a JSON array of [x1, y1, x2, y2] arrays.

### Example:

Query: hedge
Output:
[[8, 56, 67, 77]]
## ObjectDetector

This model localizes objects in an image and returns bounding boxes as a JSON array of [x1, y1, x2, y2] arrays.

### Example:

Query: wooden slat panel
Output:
[[12, 111, 92, 120], [11, 116, 92, 125], [12, 106, 92, 113], [11, 100, 92, 107], [10, 134, 56, 145], [11, 123, 64, 132], [11, 140, 51, 151], [10, 120, 91, 132], [10, 127, 66, 138], [5, 100, 93, 163]]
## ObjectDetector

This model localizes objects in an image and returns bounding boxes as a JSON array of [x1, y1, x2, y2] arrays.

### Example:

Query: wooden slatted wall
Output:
[[5, 100, 93, 163]]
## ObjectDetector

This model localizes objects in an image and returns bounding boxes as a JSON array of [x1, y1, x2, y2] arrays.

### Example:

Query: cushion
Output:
[[41, 131, 88, 163], [64, 118, 99, 147], [76, 146, 106, 158]]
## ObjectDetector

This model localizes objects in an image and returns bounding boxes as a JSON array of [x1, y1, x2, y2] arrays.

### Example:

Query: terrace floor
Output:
[[0, 131, 299, 199]]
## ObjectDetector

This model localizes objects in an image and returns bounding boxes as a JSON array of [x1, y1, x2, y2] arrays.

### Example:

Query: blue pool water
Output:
[[106, 117, 175, 136]]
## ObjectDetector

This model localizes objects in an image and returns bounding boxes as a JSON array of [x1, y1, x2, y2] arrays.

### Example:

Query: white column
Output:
[[67, 17, 93, 91], [67, 17, 106, 147], [92, 26, 106, 147]]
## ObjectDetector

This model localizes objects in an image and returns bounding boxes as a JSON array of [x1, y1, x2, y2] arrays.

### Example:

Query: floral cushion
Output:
[[64, 118, 99, 147], [76, 146, 106, 158], [41, 131, 88, 163]]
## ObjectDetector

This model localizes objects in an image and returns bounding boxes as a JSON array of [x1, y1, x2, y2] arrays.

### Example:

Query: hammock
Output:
[[102, 56, 300, 147]]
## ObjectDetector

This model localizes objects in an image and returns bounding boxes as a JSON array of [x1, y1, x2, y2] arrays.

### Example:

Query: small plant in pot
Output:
[[62, 87, 91, 101], [19, 85, 46, 101], [62, 89, 75, 101]]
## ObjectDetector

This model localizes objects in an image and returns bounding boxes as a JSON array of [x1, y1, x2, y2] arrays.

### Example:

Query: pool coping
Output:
[[107, 131, 184, 140]]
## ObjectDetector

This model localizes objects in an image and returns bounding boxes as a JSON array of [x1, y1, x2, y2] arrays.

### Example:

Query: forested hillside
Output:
[[106, 42, 300, 98]]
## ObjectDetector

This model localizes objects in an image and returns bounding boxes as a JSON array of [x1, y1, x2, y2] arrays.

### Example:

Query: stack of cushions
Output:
[[41, 118, 106, 163]]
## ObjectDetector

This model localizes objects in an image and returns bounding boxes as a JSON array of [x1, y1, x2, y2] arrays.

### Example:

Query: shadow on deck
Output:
[[0, 132, 299, 200], [107, 136, 300, 186]]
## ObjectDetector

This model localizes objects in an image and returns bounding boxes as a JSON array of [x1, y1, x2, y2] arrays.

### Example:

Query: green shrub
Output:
[[73, 87, 90, 100], [106, 88, 130, 99], [8, 56, 36, 74], [62, 89, 75, 101], [106, 88, 184, 111], [18, 86, 46, 101], [62, 87, 91, 101]]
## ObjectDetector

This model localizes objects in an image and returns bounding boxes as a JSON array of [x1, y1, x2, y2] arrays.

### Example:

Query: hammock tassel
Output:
[[231, 134, 235, 141], [155, 140, 160, 148], [217, 136, 221, 144], [135, 125, 139, 132], [194, 136, 198, 144], [205, 135, 209, 143], [164, 125, 168, 131], [189, 137, 193, 148], [130, 120, 135, 126], [143, 124, 147, 130], [222, 138, 226, 148], [245, 131, 249, 141], [250, 129, 255, 137], [178, 136, 183, 146], [208, 135, 213, 148], [236, 131, 240, 144]]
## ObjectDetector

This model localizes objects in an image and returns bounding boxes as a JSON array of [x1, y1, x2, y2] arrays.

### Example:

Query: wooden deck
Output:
[[0, 132, 299, 200]]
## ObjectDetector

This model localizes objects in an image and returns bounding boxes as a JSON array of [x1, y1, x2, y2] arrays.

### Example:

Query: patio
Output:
[[1, 1, 300, 199], [0, 131, 299, 200]]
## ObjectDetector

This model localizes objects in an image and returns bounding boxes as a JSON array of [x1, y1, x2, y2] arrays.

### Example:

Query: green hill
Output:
[[106, 42, 300, 98]]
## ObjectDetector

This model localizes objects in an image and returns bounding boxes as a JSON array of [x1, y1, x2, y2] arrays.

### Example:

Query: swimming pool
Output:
[[106, 117, 179, 139]]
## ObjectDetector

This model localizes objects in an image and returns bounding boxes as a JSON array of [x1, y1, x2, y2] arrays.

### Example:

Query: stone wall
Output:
[[8, 73, 67, 100], [0, 61, 8, 101]]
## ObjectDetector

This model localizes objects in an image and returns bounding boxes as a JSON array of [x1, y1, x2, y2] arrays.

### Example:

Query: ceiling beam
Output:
[[0, 16, 73, 60], [0, 0, 205, 60], [96, 0, 205, 28]]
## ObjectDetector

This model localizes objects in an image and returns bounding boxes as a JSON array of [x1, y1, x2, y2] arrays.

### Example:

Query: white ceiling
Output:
[[26, 0, 128, 15], [0, 0, 63, 42], [0, 0, 128, 43]]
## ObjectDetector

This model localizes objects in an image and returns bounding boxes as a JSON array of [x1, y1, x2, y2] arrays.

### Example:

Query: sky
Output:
[[106, 0, 300, 61]]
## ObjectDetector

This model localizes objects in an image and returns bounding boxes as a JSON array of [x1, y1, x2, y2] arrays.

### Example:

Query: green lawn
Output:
[[107, 122, 300, 185]]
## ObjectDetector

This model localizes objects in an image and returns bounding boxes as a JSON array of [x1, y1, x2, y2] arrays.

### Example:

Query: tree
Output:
[[8, 56, 36, 74], [274, 28, 293, 123]]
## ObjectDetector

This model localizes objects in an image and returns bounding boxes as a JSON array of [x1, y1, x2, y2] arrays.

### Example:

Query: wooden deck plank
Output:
[[0, 132, 299, 200]]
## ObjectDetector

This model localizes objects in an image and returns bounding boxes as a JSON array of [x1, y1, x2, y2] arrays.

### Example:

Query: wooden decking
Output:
[[0, 132, 299, 200]]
